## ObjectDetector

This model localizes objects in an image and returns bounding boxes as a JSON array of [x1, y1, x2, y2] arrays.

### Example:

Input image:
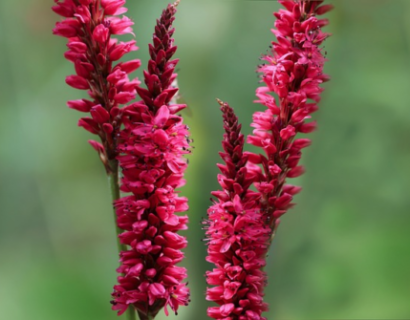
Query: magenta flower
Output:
[[111, 2, 191, 318], [206, 1, 332, 319], [52, 0, 140, 172], [248, 0, 332, 231], [205, 100, 271, 320]]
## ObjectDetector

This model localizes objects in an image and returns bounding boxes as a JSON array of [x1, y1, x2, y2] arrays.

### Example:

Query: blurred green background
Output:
[[1, 0, 410, 319]]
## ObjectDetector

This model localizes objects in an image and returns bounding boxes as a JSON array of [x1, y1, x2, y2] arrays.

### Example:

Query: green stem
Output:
[[137, 310, 153, 320], [108, 159, 127, 254], [108, 159, 137, 320], [127, 307, 137, 320]]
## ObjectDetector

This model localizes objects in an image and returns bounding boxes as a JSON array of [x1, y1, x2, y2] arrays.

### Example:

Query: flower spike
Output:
[[206, 1, 332, 319], [111, 3, 191, 318], [248, 0, 332, 232], [205, 100, 271, 320], [53, 0, 140, 173]]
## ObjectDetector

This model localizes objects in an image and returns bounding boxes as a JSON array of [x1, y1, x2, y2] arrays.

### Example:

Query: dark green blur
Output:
[[1, 0, 409, 319]]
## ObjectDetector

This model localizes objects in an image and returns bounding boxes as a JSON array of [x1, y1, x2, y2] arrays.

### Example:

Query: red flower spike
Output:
[[206, 2, 332, 319], [137, 1, 181, 111], [205, 100, 271, 320], [111, 2, 191, 318], [247, 0, 332, 234], [53, 0, 140, 171]]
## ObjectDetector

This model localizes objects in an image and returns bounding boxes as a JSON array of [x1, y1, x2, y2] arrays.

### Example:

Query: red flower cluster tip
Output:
[[205, 100, 271, 320], [111, 2, 191, 318], [206, 1, 332, 319], [248, 0, 332, 231], [53, 0, 140, 171]]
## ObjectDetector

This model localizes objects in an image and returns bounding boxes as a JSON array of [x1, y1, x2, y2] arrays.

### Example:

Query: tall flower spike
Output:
[[205, 100, 271, 320], [248, 0, 332, 232], [206, 1, 332, 319], [111, 2, 191, 318], [53, 0, 140, 172]]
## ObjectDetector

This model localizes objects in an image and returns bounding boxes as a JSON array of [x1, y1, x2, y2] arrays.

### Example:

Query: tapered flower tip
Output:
[[216, 98, 225, 107], [173, 0, 181, 7], [216, 99, 231, 114]]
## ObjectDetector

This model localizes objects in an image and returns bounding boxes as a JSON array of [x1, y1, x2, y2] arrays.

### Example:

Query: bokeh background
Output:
[[1, 0, 410, 319]]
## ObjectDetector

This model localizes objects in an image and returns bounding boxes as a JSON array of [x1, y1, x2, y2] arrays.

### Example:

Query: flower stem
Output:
[[108, 159, 127, 254], [108, 159, 136, 320], [127, 307, 137, 320], [137, 310, 153, 320]]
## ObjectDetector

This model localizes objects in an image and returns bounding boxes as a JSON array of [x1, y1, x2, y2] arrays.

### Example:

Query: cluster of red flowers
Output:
[[53, 0, 190, 319], [53, 0, 141, 171], [54, 0, 332, 319], [205, 1, 332, 319], [110, 2, 191, 318], [248, 0, 332, 230], [205, 101, 271, 320]]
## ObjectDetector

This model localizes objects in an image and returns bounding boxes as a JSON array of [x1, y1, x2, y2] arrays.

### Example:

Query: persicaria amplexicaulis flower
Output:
[[111, 1, 191, 318], [53, 0, 140, 172], [206, 1, 332, 319], [248, 0, 332, 231], [205, 100, 271, 320]]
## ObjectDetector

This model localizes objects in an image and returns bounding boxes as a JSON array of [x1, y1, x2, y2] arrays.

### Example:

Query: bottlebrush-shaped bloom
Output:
[[248, 0, 332, 231], [52, 0, 140, 172], [205, 100, 271, 320], [206, 1, 332, 319], [111, 2, 191, 318]]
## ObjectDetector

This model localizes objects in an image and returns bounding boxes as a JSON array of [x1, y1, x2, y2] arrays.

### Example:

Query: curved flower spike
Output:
[[248, 0, 332, 232], [206, 1, 332, 319]]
